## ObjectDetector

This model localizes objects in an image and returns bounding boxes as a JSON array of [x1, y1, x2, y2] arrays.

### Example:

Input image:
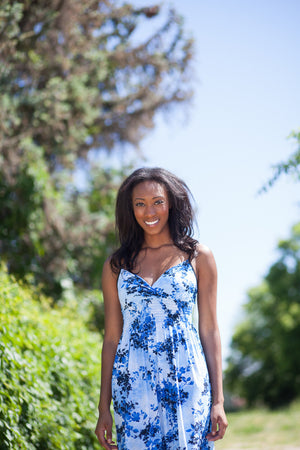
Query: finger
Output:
[[207, 434, 220, 442], [206, 419, 219, 441], [103, 428, 118, 450], [95, 426, 104, 443], [211, 417, 218, 437], [206, 431, 219, 441], [98, 427, 110, 449], [218, 419, 228, 438], [207, 430, 221, 442], [109, 444, 118, 450], [106, 438, 118, 449], [105, 425, 117, 447], [106, 437, 118, 450], [106, 429, 112, 444], [207, 421, 228, 441]]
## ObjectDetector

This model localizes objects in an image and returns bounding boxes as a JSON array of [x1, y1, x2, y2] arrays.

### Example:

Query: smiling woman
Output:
[[95, 167, 228, 450]]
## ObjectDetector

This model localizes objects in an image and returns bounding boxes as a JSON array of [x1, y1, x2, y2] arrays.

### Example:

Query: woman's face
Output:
[[132, 181, 170, 237]]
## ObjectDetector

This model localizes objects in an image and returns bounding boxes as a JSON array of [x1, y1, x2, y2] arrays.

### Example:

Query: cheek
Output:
[[132, 207, 143, 221], [161, 204, 170, 219]]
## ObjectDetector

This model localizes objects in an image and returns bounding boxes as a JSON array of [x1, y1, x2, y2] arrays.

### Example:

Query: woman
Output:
[[95, 167, 227, 449]]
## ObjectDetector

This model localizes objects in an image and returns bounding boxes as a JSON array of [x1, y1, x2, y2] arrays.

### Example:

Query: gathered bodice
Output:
[[117, 259, 198, 331]]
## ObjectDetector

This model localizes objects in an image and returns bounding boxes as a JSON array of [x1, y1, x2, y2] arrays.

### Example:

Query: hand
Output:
[[95, 410, 118, 449], [206, 402, 228, 442]]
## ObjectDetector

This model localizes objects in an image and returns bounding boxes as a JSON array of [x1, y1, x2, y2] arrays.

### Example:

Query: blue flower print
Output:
[[112, 260, 213, 449]]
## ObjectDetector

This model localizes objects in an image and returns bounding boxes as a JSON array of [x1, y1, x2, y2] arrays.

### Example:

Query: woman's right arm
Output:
[[95, 259, 123, 449]]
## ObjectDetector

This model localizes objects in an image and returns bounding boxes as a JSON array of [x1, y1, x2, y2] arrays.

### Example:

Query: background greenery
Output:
[[0, 266, 101, 449], [224, 222, 300, 409]]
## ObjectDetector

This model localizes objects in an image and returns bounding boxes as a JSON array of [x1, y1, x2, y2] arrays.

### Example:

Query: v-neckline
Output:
[[122, 259, 190, 288]]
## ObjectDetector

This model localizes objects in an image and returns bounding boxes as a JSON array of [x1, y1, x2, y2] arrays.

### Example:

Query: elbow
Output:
[[198, 322, 220, 344], [103, 328, 122, 347]]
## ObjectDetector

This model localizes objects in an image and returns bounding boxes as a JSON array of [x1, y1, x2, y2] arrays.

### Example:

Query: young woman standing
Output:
[[95, 167, 227, 449]]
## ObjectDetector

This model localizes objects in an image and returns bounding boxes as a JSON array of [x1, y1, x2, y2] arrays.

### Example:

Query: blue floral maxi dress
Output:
[[112, 260, 214, 449]]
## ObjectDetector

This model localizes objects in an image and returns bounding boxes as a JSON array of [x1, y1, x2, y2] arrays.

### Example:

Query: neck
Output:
[[143, 233, 173, 250], [142, 242, 174, 250]]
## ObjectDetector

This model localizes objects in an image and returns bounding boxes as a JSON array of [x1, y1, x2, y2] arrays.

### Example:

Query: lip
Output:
[[144, 219, 159, 226]]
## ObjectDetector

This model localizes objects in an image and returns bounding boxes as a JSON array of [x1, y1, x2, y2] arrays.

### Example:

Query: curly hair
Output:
[[110, 167, 198, 272]]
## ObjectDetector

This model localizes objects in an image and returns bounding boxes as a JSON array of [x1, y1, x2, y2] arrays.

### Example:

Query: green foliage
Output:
[[0, 159, 124, 298], [0, 266, 102, 449], [0, 0, 194, 297], [225, 223, 300, 408], [260, 129, 300, 192]]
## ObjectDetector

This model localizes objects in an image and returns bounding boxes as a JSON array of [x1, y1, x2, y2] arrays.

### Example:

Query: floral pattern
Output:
[[112, 260, 214, 449]]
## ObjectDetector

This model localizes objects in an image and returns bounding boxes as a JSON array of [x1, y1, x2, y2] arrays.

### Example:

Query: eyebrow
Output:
[[134, 196, 164, 200]]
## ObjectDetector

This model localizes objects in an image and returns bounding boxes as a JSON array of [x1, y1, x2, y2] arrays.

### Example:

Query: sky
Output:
[[125, 0, 300, 361]]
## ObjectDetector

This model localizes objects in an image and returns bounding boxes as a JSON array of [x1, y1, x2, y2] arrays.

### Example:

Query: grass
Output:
[[216, 399, 300, 450], [109, 399, 300, 450]]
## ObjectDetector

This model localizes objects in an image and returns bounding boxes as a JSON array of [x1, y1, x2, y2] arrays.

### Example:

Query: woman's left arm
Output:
[[194, 244, 228, 442]]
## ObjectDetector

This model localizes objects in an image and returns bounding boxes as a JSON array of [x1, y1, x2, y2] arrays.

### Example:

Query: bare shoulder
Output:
[[192, 243, 217, 277], [194, 242, 214, 258]]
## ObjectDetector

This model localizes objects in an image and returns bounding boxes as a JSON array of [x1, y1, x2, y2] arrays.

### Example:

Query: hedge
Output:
[[0, 268, 102, 449]]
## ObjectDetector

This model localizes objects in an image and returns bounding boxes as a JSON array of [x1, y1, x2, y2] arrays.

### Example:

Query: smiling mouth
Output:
[[144, 219, 159, 226]]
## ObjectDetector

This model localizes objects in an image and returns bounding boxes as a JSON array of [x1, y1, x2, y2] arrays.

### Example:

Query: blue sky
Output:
[[128, 0, 300, 361]]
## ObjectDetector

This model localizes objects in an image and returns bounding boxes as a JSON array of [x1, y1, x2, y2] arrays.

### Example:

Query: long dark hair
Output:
[[110, 167, 198, 272]]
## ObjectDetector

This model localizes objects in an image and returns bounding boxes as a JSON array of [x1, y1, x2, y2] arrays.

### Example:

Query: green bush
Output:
[[0, 267, 102, 449]]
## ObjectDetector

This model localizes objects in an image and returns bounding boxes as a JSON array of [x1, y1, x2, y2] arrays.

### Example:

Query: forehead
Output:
[[132, 180, 167, 198]]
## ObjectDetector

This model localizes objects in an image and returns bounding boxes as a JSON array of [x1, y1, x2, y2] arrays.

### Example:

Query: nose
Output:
[[145, 205, 155, 217]]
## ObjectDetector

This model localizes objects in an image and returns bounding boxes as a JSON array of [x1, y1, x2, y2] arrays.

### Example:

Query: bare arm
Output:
[[194, 244, 228, 441], [95, 259, 123, 449]]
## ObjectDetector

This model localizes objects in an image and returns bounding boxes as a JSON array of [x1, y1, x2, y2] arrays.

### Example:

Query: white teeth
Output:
[[145, 219, 159, 226]]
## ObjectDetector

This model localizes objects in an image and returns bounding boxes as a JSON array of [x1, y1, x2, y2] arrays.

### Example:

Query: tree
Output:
[[260, 130, 300, 192], [0, 0, 194, 296], [225, 223, 300, 408]]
